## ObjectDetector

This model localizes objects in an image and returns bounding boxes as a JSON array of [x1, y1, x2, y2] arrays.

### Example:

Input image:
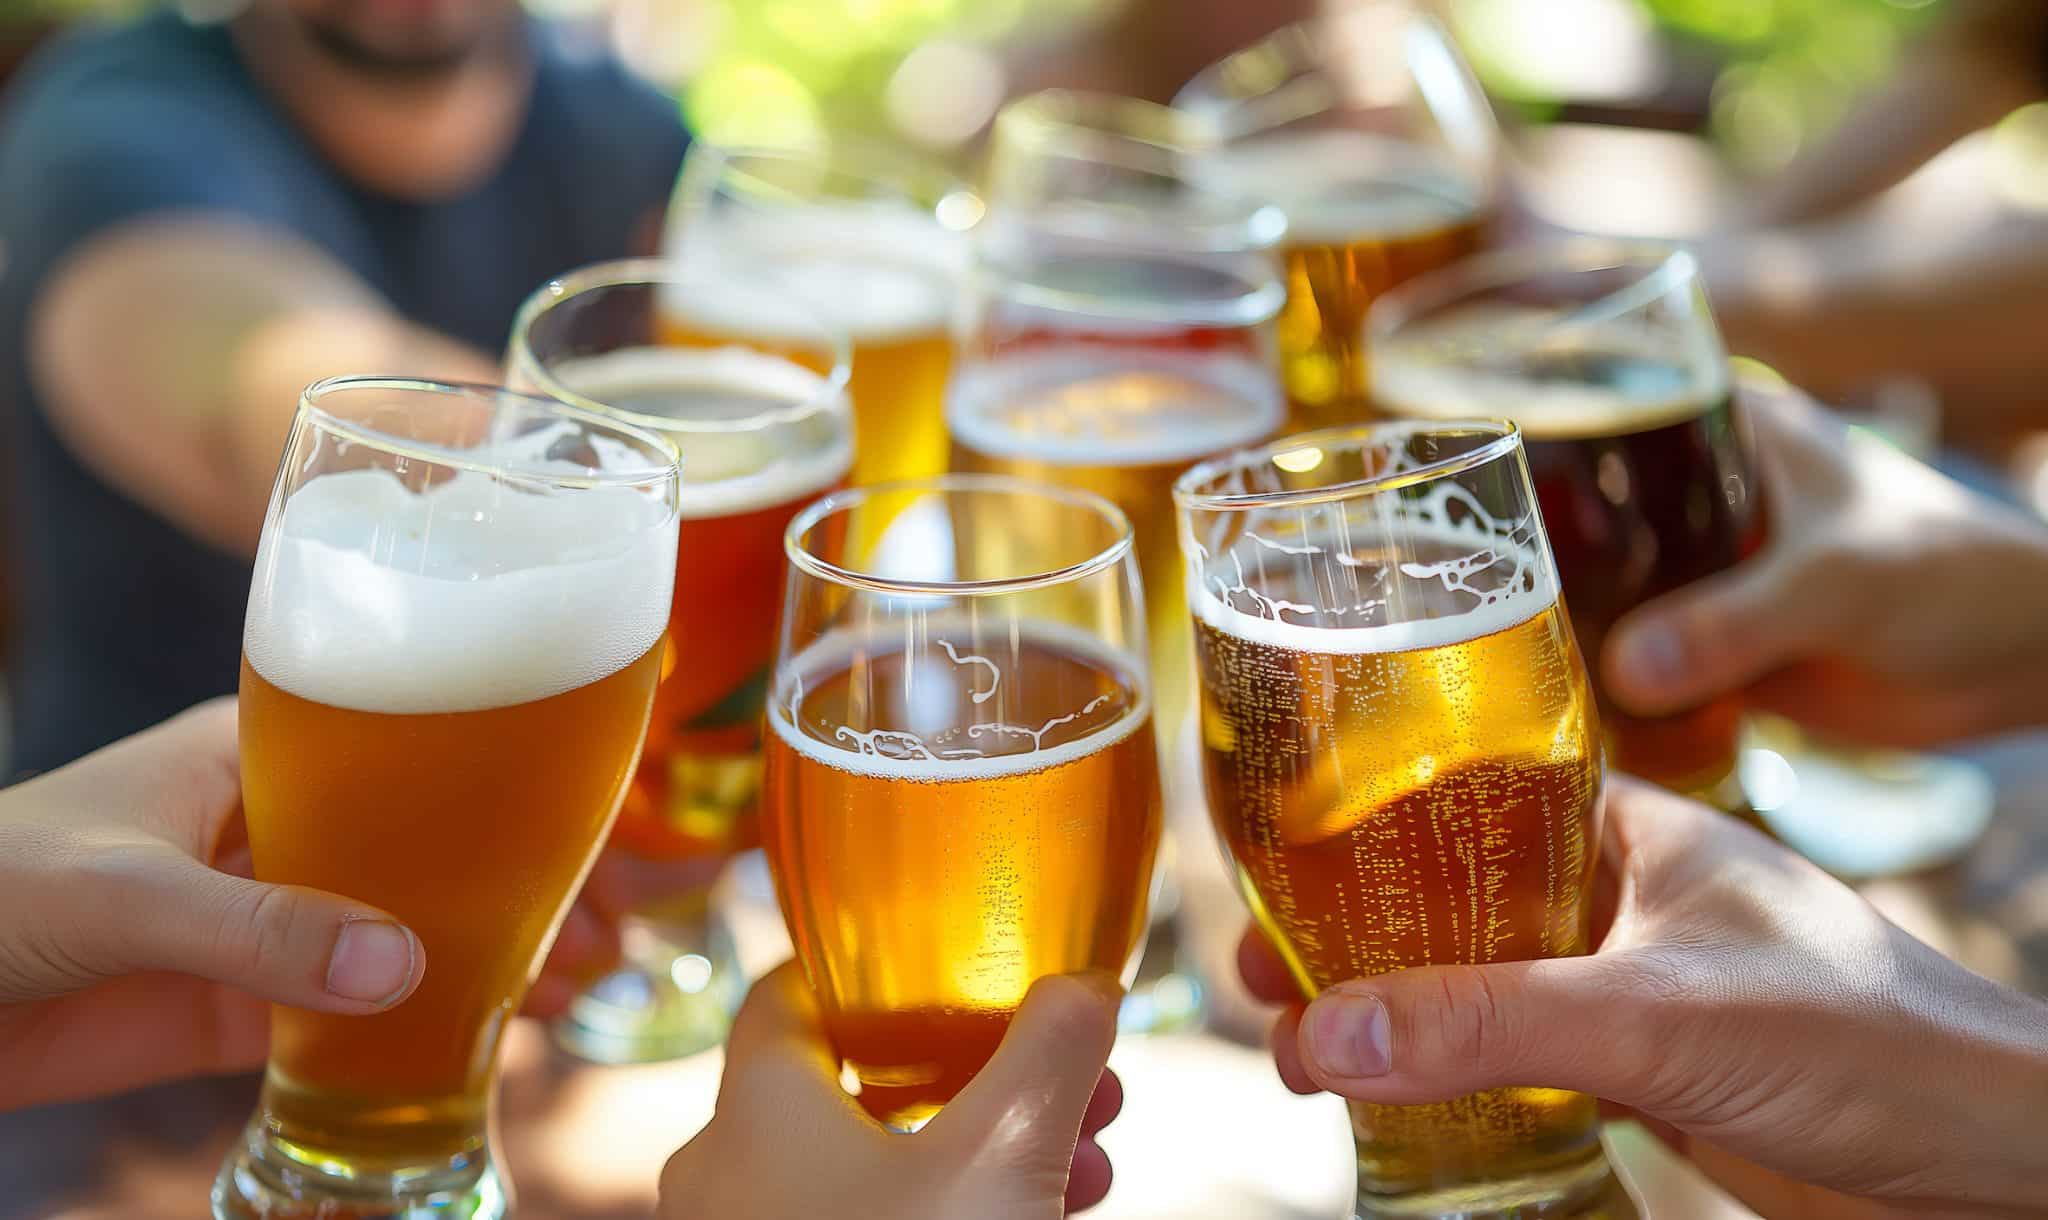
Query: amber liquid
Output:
[[239, 644, 662, 1166], [1279, 184, 1486, 429], [762, 631, 1162, 1127], [1195, 597, 1605, 1199], [946, 347, 1284, 765], [661, 313, 952, 489]]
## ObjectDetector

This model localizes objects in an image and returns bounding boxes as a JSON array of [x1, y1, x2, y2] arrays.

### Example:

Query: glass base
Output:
[[1354, 1150, 1623, 1219], [212, 1120, 507, 1220], [553, 893, 745, 1064]]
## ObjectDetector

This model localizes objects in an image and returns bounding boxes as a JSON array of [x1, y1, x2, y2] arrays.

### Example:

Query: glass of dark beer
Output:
[[1368, 242, 1762, 810]]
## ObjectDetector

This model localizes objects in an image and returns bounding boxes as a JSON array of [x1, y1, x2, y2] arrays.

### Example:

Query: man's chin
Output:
[[299, 13, 503, 78]]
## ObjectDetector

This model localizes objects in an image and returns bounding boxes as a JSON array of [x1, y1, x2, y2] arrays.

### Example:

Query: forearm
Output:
[[33, 215, 496, 556]]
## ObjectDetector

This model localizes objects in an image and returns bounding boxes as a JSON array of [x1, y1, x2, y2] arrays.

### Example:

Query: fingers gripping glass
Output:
[[761, 474, 1163, 1130], [215, 377, 679, 1220], [1176, 421, 1616, 1218]]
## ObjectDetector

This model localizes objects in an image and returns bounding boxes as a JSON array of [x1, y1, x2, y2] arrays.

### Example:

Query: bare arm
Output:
[[29, 214, 498, 557]]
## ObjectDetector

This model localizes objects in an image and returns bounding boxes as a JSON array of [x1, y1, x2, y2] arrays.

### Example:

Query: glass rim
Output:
[[976, 244, 1287, 329], [297, 375, 682, 492], [506, 257, 854, 437], [1367, 238, 1702, 342], [1173, 419, 1523, 513], [1173, 2, 1459, 136], [784, 472, 1136, 597], [678, 139, 984, 228]]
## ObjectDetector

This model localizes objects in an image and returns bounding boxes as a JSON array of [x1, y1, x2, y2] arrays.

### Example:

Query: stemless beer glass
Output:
[[1369, 243, 1760, 811], [669, 142, 979, 487], [1175, 1, 1499, 427], [214, 378, 679, 1219], [1176, 422, 1615, 1218], [762, 476, 1162, 1127], [507, 260, 854, 1061]]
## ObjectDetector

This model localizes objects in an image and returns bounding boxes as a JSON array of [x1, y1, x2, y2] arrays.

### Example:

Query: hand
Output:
[[660, 964, 1124, 1219], [1601, 378, 2048, 748], [0, 699, 426, 1111], [1241, 779, 2048, 1220]]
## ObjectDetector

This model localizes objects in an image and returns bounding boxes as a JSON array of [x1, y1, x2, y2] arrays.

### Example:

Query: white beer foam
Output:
[[1189, 130, 1479, 243], [668, 205, 959, 343], [246, 465, 677, 714], [947, 349, 1285, 468], [546, 348, 851, 518], [1372, 309, 1730, 441], [767, 619, 1151, 783], [1194, 575, 1552, 657]]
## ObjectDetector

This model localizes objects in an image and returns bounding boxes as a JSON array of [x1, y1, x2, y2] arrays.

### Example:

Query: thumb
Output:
[[96, 850, 423, 1014], [927, 973, 1120, 1154], [1295, 956, 1658, 1107], [1601, 554, 1824, 718]]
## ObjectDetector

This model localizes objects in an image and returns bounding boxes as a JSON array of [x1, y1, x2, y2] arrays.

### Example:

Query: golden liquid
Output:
[[1194, 596, 1605, 1197], [761, 631, 1162, 1127], [660, 310, 953, 490], [1278, 184, 1486, 429], [946, 351, 1284, 761], [240, 644, 662, 1167]]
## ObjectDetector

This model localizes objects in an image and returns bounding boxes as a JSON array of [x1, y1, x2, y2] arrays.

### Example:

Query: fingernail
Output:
[[327, 918, 418, 1006], [1613, 621, 1684, 690], [1304, 992, 1391, 1078]]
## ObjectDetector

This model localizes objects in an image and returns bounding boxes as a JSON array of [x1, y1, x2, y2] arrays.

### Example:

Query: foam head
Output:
[[544, 346, 852, 517], [1189, 130, 1482, 244], [1371, 303, 1730, 440], [947, 348, 1284, 468], [245, 465, 677, 714]]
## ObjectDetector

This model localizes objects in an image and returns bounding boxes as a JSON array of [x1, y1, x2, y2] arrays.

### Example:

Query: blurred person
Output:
[[1602, 378, 2048, 752], [1241, 777, 2048, 1220], [659, 965, 1124, 1219], [1686, 0, 2048, 452], [0, 702, 1123, 1216], [0, 0, 688, 778]]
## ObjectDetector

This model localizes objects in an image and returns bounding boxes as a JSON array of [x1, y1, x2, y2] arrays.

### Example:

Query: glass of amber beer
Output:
[[507, 259, 852, 1063], [669, 142, 979, 488], [1176, 421, 1615, 1217], [1174, 1, 1499, 429], [214, 377, 679, 1219], [762, 475, 1162, 1128], [1369, 243, 1760, 811]]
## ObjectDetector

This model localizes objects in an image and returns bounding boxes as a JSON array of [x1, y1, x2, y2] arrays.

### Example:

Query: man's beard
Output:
[[298, 13, 505, 80]]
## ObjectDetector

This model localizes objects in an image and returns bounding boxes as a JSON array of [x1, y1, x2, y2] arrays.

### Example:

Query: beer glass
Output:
[[668, 142, 979, 487], [506, 259, 854, 1062], [762, 475, 1162, 1128], [214, 377, 679, 1219], [984, 88, 1286, 255], [1174, 1, 1499, 427], [1369, 242, 1760, 811], [949, 232, 1286, 1031], [1176, 421, 1614, 1218]]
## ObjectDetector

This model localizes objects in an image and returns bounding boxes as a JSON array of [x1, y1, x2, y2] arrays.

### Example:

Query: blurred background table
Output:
[[7, 725, 2044, 1220]]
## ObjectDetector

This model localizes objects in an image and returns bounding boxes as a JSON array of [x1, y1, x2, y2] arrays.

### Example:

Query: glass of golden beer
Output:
[[214, 377, 679, 1220], [1368, 242, 1760, 812], [950, 231, 1287, 1031], [983, 88, 1286, 255], [505, 259, 854, 1063], [1176, 421, 1616, 1217], [1174, 1, 1500, 428], [668, 142, 979, 488], [762, 475, 1162, 1128]]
